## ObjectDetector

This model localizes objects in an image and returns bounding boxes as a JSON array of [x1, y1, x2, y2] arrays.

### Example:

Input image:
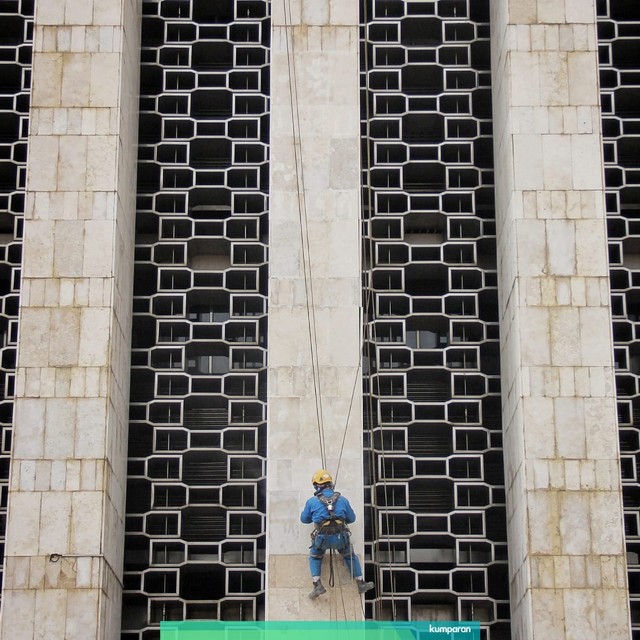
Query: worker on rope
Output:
[[301, 469, 375, 599]]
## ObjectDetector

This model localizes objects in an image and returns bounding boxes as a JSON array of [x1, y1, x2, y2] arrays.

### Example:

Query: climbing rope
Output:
[[282, 0, 327, 468], [280, 0, 397, 619]]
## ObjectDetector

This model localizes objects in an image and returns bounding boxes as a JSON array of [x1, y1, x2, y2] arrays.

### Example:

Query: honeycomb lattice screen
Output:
[[359, 1, 510, 636], [597, 0, 640, 636], [122, 1, 270, 635], [0, 0, 33, 599]]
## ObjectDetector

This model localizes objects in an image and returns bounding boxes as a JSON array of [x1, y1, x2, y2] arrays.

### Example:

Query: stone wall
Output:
[[491, 0, 632, 637], [0, 1, 140, 638]]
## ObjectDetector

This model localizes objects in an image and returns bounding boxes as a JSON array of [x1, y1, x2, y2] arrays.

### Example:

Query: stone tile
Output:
[[544, 25, 559, 52], [29, 556, 46, 589], [65, 590, 100, 639], [568, 51, 598, 106], [548, 459, 566, 488], [93, 0, 124, 26], [595, 589, 632, 640], [516, 220, 546, 275], [329, 0, 358, 25], [75, 557, 93, 588], [70, 491, 103, 555], [527, 491, 559, 554], [34, 460, 52, 491], [0, 590, 36, 638], [64, 0, 93, 25], [530, 24, 546, 51], [542, 136, 572, 189], [520, 308, 551, 366], [553, 555, 571, 588], [75, 399, 107, 458], [537, 0, 566, 23], [558, 492, 590, 554], [267, 588, 301, 620], [579, 307, 615, 366], [554, 397, 586, 458], [530, 587, 565, 639], [35, 589, 67, 639], [540, 53, 570, 107], [89, 54, 121, 107], [44, 397, 76, 458], [549, 307, 581, 365], [83, 220, 115, 277], [23, 220, 55, 280], [508, 0, 537, 24], [50, 460, 67, 490], [61, 55, 91, 107], [39, 492, 72, 554], [19, 460, 37, 492], [566, 0, 596, 24], [27, 136, 59, 191], [572, 135, 604, 190], [86, 135, 118, 189], [589, 492, 625, 556], [564, 589, 597, 640], [579, 460, 597, 490], [48, 308, 81, 366], [536, 556, 555, 588], [53, 220, 84, 276], [559, 24, 574, 51], [513, 135, 543, 189], [5, 492, 42, 556], [546, 220, 575, 275], [569, 555, 586, 587], [13, 398, 46, 458], [78, 308, 110, 366]]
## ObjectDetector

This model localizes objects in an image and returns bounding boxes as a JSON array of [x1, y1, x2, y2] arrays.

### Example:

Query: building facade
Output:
[[0, 0, 636, 638]]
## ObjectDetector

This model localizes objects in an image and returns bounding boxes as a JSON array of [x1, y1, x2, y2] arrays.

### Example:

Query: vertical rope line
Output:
[[282, 0, 327, 467]]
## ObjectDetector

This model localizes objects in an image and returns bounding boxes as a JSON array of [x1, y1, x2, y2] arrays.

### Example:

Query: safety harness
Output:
[[313, 492, 349, 537], [310, 491, 354, 588]]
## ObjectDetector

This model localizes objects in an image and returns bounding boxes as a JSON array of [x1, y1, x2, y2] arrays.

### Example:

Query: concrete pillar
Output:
[[266, 0, 364, 620], [491, 0, 632, 638], [0, 1, 140, 638]]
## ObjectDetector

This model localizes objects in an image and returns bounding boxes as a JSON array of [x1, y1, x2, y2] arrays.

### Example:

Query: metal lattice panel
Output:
[[0, 0, 32, 596], [360, 1, 510, 635], [597, 0, 640, 636], [122, 1, 269, 636]]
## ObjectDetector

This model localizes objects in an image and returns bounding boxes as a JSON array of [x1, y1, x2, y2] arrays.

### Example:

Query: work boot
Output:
[[356, 579, 374, 594], [309, 580, 327, 599]]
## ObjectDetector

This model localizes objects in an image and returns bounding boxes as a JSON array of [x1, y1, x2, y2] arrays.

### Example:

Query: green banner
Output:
[[161, 621, 481, 640]]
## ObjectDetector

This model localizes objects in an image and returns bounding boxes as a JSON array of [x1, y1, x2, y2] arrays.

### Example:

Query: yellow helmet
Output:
[[312, 469, 333, 486]]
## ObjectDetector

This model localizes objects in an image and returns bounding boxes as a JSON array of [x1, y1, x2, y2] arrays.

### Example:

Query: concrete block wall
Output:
[[491, 0, 632, 637], [266, 0, 365, 620], [0, 1, 141, 638]]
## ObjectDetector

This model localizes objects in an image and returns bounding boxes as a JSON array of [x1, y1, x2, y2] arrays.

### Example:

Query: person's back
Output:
[[301, 487, 356, 525]]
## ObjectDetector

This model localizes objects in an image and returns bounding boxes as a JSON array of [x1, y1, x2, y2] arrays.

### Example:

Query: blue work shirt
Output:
[[300, 488, 357, 525]]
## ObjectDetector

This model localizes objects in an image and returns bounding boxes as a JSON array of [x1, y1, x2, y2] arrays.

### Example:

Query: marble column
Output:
[[266, 0, 365, 620], [0, 1, 140, 638], [491, 0, 632, 637]]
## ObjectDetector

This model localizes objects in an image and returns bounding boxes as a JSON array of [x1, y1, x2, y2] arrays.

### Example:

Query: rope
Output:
[[333, 360, 362, 487], [328, 549, 336, 587], [282, 0, 327, 468], [280, 0, 396, 619]]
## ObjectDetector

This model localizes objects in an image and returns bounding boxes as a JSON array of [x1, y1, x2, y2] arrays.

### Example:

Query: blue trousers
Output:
[[308, 532, 363, 579]]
